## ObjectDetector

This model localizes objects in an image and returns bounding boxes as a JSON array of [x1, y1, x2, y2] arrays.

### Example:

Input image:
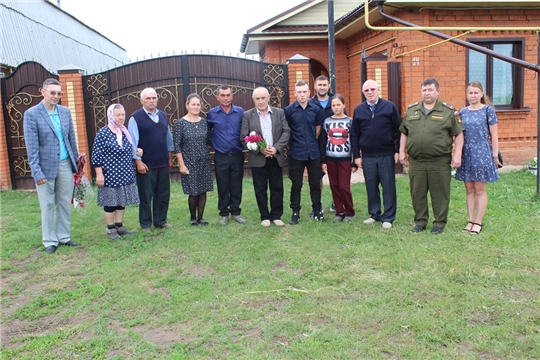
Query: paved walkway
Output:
[[321, 165, 526, 186]]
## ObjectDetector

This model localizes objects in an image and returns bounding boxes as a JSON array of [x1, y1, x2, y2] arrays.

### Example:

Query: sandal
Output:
[[190, 220, 198, 226], [462, 221, 474, 232], [470, 222, 483, 235], [198, 219, 209, 226]]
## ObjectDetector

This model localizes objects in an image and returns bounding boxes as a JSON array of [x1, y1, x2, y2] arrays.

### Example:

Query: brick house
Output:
[[241, 0, 540, 165]]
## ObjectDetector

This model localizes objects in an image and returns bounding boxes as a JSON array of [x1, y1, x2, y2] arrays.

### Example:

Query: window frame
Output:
[[466, 38, 525, 110]]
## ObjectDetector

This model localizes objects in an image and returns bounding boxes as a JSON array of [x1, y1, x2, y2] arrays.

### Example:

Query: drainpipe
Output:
[[376, 3, 540, 196], [537, 32, 540, 195], [328, 0, 337, 93]]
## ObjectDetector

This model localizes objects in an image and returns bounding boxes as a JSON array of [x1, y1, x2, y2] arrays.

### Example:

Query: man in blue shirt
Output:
[[207, 85, 247, 226], [285, 80, 325, 224]]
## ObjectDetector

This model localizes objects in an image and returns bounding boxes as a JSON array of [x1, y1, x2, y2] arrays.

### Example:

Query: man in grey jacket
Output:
[[24, 78, 84, 254], [240, 87, 290, 227]]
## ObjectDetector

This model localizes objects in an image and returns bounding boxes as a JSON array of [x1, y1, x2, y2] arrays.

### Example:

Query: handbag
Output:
[[485, 106, 503, 168]]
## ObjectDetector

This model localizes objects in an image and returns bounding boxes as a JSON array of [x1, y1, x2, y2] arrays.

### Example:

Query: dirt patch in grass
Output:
[[107, 349, 133, 358], [183, 263, 214, 277], [230, 327, 262, 343], [109, 319, 193, 346], [1, 312, 96, 349]]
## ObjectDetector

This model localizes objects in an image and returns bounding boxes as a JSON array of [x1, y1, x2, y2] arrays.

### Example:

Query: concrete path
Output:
[[321, 165, 526, 186]]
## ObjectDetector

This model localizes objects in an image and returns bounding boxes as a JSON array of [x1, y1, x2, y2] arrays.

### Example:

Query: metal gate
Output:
[[1, 56, 288, 189], [82, 55, 288, 160]]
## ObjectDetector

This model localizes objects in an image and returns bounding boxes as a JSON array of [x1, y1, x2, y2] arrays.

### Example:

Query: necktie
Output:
[[370, 103, 376, 118]]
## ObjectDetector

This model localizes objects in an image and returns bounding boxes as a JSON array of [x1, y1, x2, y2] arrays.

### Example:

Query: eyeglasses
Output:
[[363, 88, 377, 93], [43, 89, 64, 97]]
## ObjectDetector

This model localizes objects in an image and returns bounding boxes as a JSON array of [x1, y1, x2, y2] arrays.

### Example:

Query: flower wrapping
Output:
[[72, 154, 94, 211], [244, 131, 269, 152]]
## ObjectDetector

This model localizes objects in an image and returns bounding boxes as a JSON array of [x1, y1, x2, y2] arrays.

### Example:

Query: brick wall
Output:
[[0, 89, 11, 189], [265, 40, 351, 106], [58, 70, 91, 179], [265, 8, 539, 165]]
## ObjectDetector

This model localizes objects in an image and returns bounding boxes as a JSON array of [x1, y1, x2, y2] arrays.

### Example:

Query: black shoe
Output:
[[289, 212, 300, 225], [313, 211, 326, 222], [412, 225, 426, 233], [430, 226, 443, 235], [62, 240, 80, 246], [45, 245, 57, 254]]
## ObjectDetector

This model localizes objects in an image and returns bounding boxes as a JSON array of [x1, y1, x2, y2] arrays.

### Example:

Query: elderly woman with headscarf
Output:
[[92, 104, 142, 239]]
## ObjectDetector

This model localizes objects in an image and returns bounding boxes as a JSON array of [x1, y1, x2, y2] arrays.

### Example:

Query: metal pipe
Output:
[[328, 0, 337, 92], [376, 2, 540, 195], [375, 5, 540, 71], [364, 0, 540, 31], [537, 32, 540, 196]]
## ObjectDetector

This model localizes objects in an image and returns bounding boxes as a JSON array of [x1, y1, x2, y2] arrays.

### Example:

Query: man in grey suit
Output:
[[24, 78, 84, 254], [240, 87, 290, 227]]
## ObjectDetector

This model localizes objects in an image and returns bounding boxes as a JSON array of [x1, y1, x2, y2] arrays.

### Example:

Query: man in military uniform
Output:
[[399, 78, 464, 234]]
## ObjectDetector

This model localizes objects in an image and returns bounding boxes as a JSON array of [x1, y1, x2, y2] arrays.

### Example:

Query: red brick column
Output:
[[286, 54, 311, 103], [0, 88, 12, 189], [58, 66, 91, 180]]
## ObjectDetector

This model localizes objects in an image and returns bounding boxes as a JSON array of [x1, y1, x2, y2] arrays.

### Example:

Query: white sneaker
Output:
[[272, 219, 285, 227], [363, 217, 377, 224], [382, 222, 393, 229], [261, 219, 271, 227]]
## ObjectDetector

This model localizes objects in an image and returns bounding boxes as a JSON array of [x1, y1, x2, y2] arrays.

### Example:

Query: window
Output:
[[467, 39, 525, 110]]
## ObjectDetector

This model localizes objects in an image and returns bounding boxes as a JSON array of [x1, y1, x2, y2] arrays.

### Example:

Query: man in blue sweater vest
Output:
[[351, 80, 401, 229], [128, 88, 174, 232]]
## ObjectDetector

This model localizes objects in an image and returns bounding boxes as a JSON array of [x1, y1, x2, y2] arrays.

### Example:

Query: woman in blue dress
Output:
[[455, 81, 500, 234], [92, 104, 142, 239]]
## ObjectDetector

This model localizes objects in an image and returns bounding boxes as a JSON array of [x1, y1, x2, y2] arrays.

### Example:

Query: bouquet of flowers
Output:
[[244, 131, 269, 152], [72, 154, 94, 211]]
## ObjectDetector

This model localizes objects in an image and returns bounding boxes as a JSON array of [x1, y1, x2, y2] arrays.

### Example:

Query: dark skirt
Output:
[[97, 183, 140, 207]]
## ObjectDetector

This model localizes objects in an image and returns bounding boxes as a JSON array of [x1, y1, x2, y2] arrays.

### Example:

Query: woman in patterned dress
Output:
[[455, 81, 500, 234], [92, 104, 142, 239], [174, 94, 213, 226]]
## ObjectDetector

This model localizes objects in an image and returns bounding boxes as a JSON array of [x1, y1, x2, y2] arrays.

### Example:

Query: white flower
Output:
[[249, 131, 256, 136]]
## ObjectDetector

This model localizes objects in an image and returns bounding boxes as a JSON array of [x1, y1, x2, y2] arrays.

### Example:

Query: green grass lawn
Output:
[[1, 169, 539, 359]]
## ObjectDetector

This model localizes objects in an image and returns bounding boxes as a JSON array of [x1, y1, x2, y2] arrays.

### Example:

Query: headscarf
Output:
[[107, 104, 132, 148]]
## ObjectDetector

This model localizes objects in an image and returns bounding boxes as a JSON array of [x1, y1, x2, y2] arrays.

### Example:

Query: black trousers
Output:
[[213, 151, 244, 217], [252, 157, 284, 221], [288, 156, 322, 213], [136, 167, 170, 229]]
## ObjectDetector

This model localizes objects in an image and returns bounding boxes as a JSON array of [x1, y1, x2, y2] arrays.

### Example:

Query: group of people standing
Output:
[[24, 76, 500, 253]]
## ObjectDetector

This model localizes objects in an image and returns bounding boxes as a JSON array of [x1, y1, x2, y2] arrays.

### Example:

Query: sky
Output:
[[54, 0, 306, 61]]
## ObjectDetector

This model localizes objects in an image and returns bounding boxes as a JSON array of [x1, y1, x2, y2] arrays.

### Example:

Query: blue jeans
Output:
[[362, 156, 397, 223]]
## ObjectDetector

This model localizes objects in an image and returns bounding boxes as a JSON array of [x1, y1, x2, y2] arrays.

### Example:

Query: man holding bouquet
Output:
[[240, 87, 290, 226]]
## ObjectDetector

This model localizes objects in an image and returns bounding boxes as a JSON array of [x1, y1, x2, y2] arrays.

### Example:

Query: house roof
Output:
[[241, 0, 540, 55], [241, 0, 363, 55], [0, 0, 128, 75]]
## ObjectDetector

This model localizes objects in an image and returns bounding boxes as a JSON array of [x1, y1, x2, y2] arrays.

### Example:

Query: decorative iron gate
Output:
[[82, 55, 288, 157], [1, 62, 58, 189]]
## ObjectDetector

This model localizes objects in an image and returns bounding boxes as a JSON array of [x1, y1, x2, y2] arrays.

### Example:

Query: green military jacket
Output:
[[399, 98, 464, 160]]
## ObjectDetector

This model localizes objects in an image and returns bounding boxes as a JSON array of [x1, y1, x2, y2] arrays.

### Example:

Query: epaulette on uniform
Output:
[[407, 102, 418, 108], [442, 102, 455, 110]]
